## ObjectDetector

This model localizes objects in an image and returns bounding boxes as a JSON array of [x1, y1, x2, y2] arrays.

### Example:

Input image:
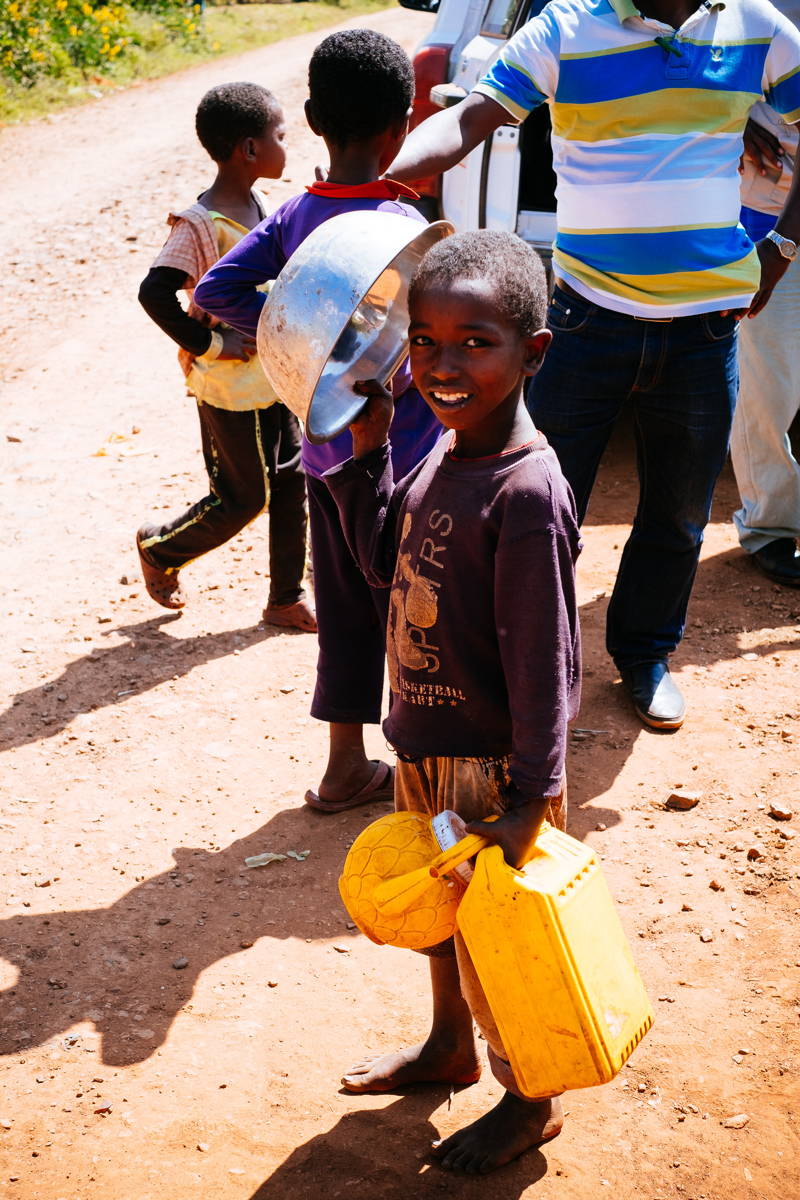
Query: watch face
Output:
[[770, 230, 798, 259]]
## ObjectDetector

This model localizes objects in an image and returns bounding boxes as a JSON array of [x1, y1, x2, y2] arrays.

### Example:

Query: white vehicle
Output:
[[400, 0, 557, 259]]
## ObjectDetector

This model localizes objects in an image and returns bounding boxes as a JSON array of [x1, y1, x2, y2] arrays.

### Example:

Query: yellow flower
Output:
[[82, 3, 92, 14], [68, 23, 78, 34], [100, 23, 108, 33], [109, 43, 120, 55], [56, 0, 68, 10], [27, 25, 39, 35]]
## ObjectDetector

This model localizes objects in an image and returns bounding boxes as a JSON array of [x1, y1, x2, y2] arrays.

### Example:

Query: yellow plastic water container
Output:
[[339, 811, 653, 1098], [453, 824, 654, 1098]]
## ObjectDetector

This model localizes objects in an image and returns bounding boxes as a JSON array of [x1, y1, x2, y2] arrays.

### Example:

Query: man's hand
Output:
[[746, 236, 792, 318], [466, 797, 550, 871], [741, 117, 783, 177], [350, 378, 394, 458], [218, 328, 257, 361]]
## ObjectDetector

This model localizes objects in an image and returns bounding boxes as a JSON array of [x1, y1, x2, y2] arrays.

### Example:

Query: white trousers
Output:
[[730, 258, 800, 552]]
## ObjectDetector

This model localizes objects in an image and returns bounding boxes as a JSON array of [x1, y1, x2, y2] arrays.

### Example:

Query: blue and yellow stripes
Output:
[[551, 87, 761, 141], [473, 0, 800, 316]]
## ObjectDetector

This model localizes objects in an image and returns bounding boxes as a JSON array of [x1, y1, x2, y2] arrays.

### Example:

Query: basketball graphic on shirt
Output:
[[403, 565, 439, 628], [338, 811, 464, 949], [389, 514, 441, 678]]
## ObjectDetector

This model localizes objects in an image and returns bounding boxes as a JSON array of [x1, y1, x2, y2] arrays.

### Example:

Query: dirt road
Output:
[[1, 8, 799, 1198]]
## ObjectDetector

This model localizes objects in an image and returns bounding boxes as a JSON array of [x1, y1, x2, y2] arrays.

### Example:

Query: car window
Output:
[[480, 0, 528, 38]]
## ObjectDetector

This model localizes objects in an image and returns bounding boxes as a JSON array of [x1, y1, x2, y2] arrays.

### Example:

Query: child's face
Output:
[[249, 114, 287, 179], [408, 276, 548, 434]]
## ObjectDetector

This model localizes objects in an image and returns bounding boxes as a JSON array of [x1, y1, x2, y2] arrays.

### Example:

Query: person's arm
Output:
[[323, 381, 404, 588], [389, 11, 557, 184], [748, 12, 800, 316], [194, 213, 285, 338], [748, 120, 800, 317], [741, 116, 784, 176], [139, 266, 214, 356], [387, 93, 511, 183], [138, 267, 256, 361], [467, 492, 581, 869]]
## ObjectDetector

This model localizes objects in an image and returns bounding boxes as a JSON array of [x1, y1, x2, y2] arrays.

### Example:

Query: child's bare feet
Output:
[[342, 1039, 481, 1094], [431, 1092, 563, 1174], [262, 598, 317, 632]]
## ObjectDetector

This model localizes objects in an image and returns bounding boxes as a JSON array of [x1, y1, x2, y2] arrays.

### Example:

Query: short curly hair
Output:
[[308, 29, 414, 146], [195, 82, 282, 163], [409, 231, 548, 337]]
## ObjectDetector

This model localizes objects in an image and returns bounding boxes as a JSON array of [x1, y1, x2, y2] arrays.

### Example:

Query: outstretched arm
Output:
[[386, 93, 511, 184], [194, 217, 284, 338]]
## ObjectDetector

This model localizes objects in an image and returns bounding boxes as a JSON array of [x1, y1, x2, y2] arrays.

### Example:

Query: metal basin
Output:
[[256, 211, 453, 444]]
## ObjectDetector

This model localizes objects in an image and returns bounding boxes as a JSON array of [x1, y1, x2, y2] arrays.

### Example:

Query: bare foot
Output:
[[431, 1092, 563, 1174], [341, 1040, 481, 1094], [262, 598, 317, 632]]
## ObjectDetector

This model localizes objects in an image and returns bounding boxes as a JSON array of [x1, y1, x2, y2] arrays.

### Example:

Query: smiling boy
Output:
[[324, 230, 582, 1173]]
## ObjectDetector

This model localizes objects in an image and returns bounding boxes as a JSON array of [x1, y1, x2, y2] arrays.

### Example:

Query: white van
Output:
[[400, 0, 557, 259]]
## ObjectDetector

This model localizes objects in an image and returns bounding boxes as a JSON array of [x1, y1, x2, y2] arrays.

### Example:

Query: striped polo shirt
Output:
[[475, 0, 800, 316]]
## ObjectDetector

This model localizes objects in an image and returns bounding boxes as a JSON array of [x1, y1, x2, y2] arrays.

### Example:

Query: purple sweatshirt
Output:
[[193, 183, 442, 479], [325, 436, 582, 800]]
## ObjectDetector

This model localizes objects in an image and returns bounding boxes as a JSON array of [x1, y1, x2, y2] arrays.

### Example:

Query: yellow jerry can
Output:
[[454, 824, 654, 1098], [338, 811, 653, 1099]]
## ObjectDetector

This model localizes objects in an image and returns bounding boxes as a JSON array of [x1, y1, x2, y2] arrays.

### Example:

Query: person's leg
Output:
[[431, 767, 567, 1173], [257, 404, 316, 629], [606, 313, 738, 669], [137, 404, 269, 598], [526, 287, 640, 521], [305, 475, 392, 808], [341, 954, 480, 1092], [341, 758, 480, 1091], [730, 259, 800, 576]]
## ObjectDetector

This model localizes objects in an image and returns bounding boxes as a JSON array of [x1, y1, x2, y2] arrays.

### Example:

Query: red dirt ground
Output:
[[1, 9, 798, 1198]]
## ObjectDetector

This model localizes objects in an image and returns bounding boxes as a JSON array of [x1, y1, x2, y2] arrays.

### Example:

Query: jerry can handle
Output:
[[429, 814, 552, 880], [428, 816, 499, 880]]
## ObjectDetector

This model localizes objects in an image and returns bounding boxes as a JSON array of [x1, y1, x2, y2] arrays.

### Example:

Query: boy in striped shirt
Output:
[[389, 0, 800, 729]]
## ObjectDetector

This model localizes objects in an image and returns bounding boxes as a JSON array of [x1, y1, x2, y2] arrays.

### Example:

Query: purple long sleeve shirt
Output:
[[325, 436, 582, 800], [193, 183, 442, 479]]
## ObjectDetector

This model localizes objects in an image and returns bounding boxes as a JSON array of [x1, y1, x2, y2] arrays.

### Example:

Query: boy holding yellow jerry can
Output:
[[325, 230, 582, 1173]]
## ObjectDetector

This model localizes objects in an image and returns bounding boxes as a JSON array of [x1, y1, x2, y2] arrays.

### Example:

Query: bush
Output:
[[0, 0, 204, 86]]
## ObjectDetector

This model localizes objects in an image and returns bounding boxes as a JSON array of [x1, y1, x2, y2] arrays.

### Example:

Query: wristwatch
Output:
[[765, 228, 798, 260]]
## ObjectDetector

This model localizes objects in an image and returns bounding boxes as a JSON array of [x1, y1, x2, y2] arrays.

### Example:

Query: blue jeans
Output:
[[527, 286, 738, 668]]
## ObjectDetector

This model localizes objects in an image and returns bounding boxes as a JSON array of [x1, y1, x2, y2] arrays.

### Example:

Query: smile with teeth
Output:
[[430, 390, 471, 406]]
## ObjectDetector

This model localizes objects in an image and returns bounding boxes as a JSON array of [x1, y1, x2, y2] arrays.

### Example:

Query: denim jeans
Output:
[[527, 285, 738, 668]]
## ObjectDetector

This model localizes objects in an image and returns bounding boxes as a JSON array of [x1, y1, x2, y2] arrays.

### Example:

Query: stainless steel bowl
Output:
[[256, 211, 453, 444]]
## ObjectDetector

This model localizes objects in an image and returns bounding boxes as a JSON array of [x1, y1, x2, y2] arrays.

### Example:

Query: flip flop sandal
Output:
[[262, 599, 318, 632], [304, 760, 395, 813], [136, 531, 186, 611]]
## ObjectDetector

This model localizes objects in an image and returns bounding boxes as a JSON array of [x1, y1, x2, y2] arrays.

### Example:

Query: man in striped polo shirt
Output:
[[388, 0, 800, 731]]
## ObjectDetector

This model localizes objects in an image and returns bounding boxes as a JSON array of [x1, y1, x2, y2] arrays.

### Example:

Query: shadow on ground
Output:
[[248, 1090, 549, 1200], [0, 802, 389, 1066], [0, 612, 308, 752]]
